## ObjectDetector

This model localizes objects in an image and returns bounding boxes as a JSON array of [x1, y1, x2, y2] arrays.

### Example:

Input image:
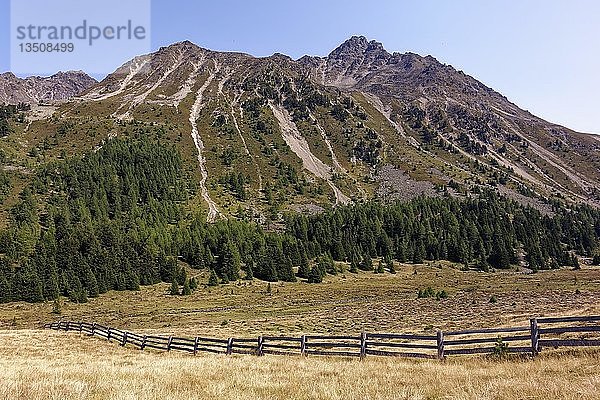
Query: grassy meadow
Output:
[[1, 329, 599, 400], [1, 263, 600, 399], [1, 261, 599, 337]]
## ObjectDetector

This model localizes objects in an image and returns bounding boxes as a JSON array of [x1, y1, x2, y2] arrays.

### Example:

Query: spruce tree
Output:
[[0, 273, 11, 303], [207, 269, 219, 286], [169, 277, 179, 295], [297, 251, 310, 278], [307, 266, 323, 283], [360, 254, 373, 271], [279, 256, 297, 282], [190, 277, 198, 290], [182, 278, 192, 295], [412, 241, 425, 264], [386, 257, 396, 274], [20, 265, 44, 303]]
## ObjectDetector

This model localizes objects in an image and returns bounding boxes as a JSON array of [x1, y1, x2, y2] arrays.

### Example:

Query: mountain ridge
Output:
[[4, 36, 600, 223], [0, 70, 97, 105]]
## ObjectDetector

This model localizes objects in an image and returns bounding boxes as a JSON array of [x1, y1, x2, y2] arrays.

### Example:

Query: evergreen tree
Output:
[[359, 254, 373, 271], [412, 241, 425, 264], [297, 250, 310, 278], [386, 257, 396, 274], [189, 277, 198, 290], [279, 256, 297, 282], [0, 273, 11, 303], [307, 265, 323, 283], [207, 269, 219, 286], [182, 278, 192, 295], [219, 241, 241, 281], [169, 277, 179, 295]]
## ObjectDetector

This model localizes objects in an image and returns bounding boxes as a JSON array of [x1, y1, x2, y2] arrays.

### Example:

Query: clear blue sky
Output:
[[1, 0, 599, 133]]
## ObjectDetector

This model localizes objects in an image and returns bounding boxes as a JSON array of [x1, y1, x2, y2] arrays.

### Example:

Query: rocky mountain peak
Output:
[[328, 36, 389, 61]]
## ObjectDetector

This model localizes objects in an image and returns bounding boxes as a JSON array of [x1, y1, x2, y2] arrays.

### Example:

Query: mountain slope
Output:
[[4, 37, 600, 223]]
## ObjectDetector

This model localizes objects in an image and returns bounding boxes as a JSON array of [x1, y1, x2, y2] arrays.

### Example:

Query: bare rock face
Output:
[[0, 71, 97, 105]]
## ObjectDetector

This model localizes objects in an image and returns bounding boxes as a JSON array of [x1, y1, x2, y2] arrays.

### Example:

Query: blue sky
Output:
[[1, 0, 599, 133]]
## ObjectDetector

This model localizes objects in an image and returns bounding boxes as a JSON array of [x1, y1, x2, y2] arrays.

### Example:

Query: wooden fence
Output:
[[43, 315, 600, 360]]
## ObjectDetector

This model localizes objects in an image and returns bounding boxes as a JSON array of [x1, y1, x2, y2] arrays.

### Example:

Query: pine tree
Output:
[[307, 266, 323, 283], [20, 265, 44, 303], [182, 278, 192, 295], [207, 269, 219, 286], [375, 260, 385, 274], [220, 241, 241, 281], [412, 241, 425, 264], [386, 257, 396, 274], [0, 273, 11, 303], [360, 254, 373, 271], [395, 239, 407, 263], [349, 253, 359, 273], [297, 250, 310, 278], [279, 257, 297, 282], [189, 277, 198, 290], [169, 277, 179, 295]]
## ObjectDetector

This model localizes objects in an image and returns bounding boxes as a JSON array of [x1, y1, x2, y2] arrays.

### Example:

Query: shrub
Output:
[[492, 337, 509, 358]]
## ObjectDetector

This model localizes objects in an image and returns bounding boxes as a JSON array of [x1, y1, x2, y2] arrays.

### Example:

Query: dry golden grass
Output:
[[1, 329, 599, 400], [2, 262, 599, 338]]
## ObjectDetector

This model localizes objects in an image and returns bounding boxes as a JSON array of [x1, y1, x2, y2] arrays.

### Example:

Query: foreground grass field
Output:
[[1, 262, 599, 337], [1, 329, 599, 400]]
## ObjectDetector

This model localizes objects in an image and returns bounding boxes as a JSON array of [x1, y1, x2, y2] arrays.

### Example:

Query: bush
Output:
[[418, 287, 449, 300], [492, 337, 509, 358]]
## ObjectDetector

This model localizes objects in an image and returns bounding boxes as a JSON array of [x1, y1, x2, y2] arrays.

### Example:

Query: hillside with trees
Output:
[[0, 137, 598, 304]]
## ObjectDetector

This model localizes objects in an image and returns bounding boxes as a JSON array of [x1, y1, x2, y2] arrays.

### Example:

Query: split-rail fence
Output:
[[44, 315, 600, 360]]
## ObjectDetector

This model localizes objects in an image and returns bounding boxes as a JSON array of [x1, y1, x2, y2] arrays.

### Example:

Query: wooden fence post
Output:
[[193, 337, 199, 355], [91, 323, 96, 336], [530, 318, 539, 356], [79, 322, 83, 333], [167, 336, 173, 351], [65, 321, 70, 331], [107, 328, 112, 341], [300, 335, 307, 356], [257, 336, 264, 356], [226, 338, 233, 355], [436, 330, 445, 360], [121, 332, 128, 347], [141, 335, 147, 350], [360, 332, 367, 359]]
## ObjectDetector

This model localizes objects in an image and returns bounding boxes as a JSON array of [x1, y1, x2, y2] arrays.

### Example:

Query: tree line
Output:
[[0, 136, 599, 303]]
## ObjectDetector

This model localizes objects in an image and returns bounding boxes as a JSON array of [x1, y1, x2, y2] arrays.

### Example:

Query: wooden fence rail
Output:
[[43, 315, 600, 360]]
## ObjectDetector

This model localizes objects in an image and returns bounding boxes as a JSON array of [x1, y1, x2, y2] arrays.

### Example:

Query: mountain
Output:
[[0, 71, 97, 104], [4, 37, 600, 223]]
